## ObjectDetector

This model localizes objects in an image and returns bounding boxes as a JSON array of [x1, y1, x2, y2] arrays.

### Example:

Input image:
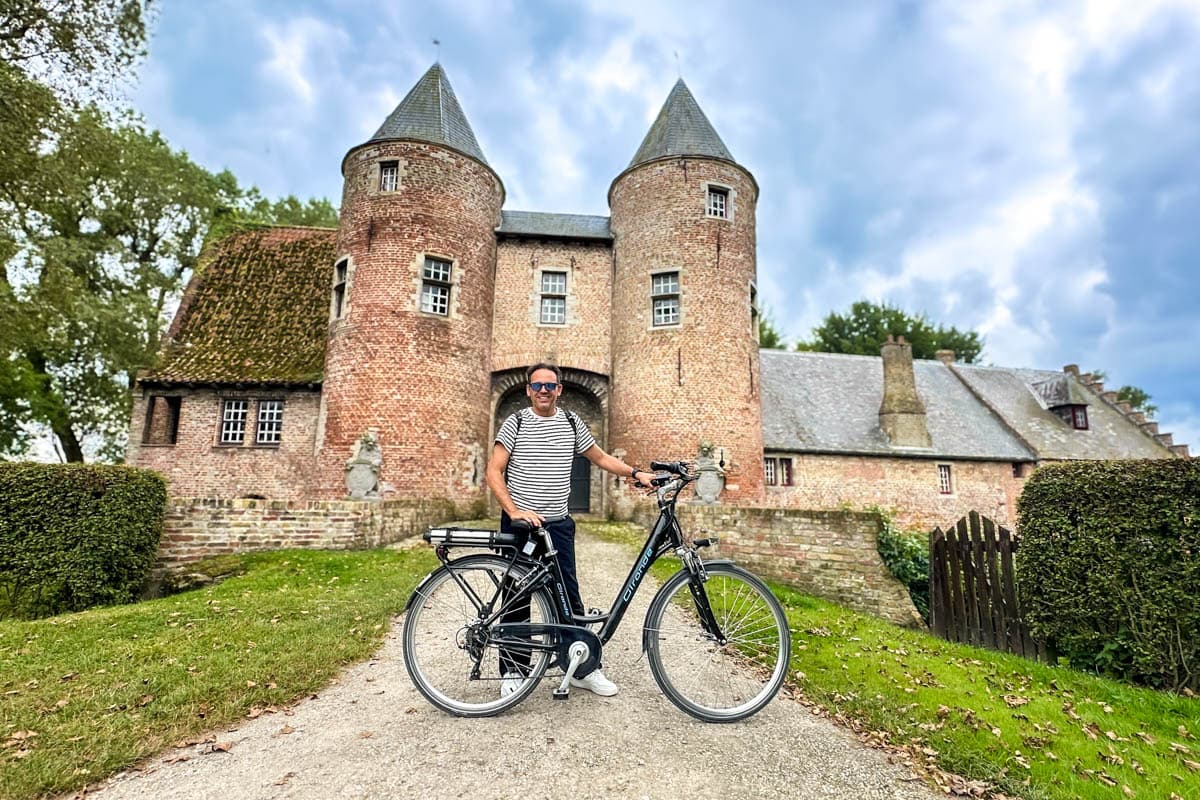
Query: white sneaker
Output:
[[570, 669, 618, 696], [500, 675, 524, 698]]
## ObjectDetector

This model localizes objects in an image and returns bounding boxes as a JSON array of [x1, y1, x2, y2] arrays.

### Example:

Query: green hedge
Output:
[[1016, 459, 1200, 691], [874, 511, 931, 622], [0, 462, 167, 618]]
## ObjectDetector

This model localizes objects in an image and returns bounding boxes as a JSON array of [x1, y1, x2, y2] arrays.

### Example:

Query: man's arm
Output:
[[484, 443, 545, 526], [582, 444, 653, 488]]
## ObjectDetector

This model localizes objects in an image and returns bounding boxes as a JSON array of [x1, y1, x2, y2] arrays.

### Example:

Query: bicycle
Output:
[[401, 460, 792, 722]]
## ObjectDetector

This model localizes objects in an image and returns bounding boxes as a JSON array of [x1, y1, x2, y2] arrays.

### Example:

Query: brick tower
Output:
[[608, 80, 764, 502], [317, 64, 504, 504]]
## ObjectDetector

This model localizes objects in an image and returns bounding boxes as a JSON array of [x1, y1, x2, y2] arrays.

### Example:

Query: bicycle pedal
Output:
[[552, 688, 570, 701]]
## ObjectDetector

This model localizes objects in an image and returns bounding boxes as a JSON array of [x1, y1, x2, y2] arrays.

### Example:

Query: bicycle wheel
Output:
[[644, 562, 791, 722], [403, 554, 554, 717]]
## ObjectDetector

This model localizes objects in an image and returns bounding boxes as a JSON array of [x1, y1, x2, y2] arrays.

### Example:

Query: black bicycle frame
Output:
[[473, 494, 724, 649]]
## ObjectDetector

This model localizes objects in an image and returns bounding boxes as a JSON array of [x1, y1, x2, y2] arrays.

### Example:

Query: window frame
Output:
[[1071, 405, 1089, 430], [764, 457, 776, 486], [764, 456, 793, 487], [705, 182, 734, 221], [420, 256, 454, 316], [255, 399, 285, 446], [937, 463, 953, 495], [650, 269, 681, 328], [218, 398, 249, 446], [379, 160, 399, 193], [331, 257, 349, 321], [538, 269, 568, 326]]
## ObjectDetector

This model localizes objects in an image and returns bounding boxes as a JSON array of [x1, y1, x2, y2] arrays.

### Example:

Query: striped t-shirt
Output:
[[495, 408, 596, 517]]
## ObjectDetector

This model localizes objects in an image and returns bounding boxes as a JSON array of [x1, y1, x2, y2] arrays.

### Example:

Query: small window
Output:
[[706, 185, 729, 219], [1012, 462, 1024, 478], [420, 257, 453, 316], [332, 258, 349, 320], [142, 395, 182, 445], [379, 161, 399, 192], [763, 457, 793, 487], [539, 271, 567, 325], [651, 271, 680, 327], [256, 399, 284, 445], [937, 464, 953, 494], [1072, 406, 1088, 430], [220, 399, 249, 445]]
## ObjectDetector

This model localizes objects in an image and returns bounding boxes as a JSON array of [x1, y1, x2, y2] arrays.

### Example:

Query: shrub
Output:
[[1017, 459, 1200, 691], [872, 508, 931, 622], [0, 462, 167, 618]]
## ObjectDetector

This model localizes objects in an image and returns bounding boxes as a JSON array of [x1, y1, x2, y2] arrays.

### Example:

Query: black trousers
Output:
[[498, 513, 585, 677]]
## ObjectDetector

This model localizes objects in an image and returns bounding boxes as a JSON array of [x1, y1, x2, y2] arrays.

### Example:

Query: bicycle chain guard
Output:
[[555, 626, 603, 679]]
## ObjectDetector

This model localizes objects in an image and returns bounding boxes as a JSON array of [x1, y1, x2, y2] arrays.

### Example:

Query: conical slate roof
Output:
[[628, 79, 735, 168], [368, 63, 488, 164]]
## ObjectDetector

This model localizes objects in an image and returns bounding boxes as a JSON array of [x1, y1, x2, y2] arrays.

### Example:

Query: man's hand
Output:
[[510, 509, 545, 527], [631, 470, 654, 489]]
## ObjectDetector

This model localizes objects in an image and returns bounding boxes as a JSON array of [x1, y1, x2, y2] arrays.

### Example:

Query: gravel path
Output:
[[89, 532, 938, 800]]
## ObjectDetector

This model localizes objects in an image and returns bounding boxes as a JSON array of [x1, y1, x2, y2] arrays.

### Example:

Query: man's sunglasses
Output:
[[529, 381, 560, 392]]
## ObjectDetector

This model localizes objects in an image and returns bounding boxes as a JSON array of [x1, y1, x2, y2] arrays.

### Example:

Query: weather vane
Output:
[[433, 38, 441, 63]]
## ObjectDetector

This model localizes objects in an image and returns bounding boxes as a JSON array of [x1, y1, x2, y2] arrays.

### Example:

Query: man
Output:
[[486, 363, 653, 698]]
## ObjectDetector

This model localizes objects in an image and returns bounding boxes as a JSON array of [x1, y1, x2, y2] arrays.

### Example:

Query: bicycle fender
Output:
[[404, 569, 439, 612], [640, 560, 738, 653]]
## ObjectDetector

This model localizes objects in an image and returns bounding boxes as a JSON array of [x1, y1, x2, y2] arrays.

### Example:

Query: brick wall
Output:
[[157, 496, 457, 569], [609, 158, 764, 503], [317, 140, 503, 503], [128, 388, 321, 500], [765, 453, 1021, 531], [492, 238, 613, 376], [668, 504, 924, 627]]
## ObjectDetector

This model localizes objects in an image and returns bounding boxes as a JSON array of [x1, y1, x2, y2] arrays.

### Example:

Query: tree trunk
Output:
[[26, 348, 86, 462]]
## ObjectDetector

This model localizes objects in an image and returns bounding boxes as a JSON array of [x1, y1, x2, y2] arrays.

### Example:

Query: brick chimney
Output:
[[880, 335, 932, 448], [935, 349, 956, 365]]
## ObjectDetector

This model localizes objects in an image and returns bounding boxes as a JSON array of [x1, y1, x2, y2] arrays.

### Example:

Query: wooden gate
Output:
[[929, 511, 1049, 660]]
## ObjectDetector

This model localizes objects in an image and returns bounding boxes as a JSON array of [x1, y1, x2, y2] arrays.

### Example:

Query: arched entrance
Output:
[[492, 367, 609, 515]]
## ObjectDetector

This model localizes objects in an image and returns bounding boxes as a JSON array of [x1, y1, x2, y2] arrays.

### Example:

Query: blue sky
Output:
[[134, 0, 1200, 450]]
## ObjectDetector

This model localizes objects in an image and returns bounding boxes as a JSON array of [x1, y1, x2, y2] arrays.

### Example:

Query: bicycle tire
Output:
[[403, 554, 554, 717], [644, 562, 791, 722]]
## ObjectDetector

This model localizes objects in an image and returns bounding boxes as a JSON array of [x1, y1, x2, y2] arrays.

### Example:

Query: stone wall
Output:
[[665, 504, 924, 627], [158, 496, 457, 569], [766, 453, 1022, 531]]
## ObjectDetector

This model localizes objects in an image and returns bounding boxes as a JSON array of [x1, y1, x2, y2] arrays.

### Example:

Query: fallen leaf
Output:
[[358, 731, 373, 739], [1103, 704, 1114, 713], [138, 694, 154, 707], [246, 680, 257, 688], [1122, 785, 1134, 797], [1170, 742, 1191, 754], [275, 725, 295, 736], [210, 741, 233, 753], [164, 754, 190, 765], [1004, 695, 1029, 707], [273, 772, 296, 786], [1183, 759, 1200, 772], [1044, 751, 1058, 762], [1135, 731, 1156, 745]]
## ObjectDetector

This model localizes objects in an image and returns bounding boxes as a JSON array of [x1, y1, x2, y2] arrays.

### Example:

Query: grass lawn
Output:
[[0, 547, 437, 800], [583, 518, 1200, 800]]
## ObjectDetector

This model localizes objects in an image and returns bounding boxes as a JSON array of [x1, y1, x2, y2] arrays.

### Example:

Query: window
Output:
[[651, 271, 680, 327], [220, 399, 248, 445], [1072, 406, 1089, 430], [332, 258, 348, 320], [256, 400, 284, 445], [764, 457, 793, 487], [539, 271, 567, 325], [1012, 462, 1024, 478], [706, 185, 729, 219], [142, 395, 182, 445], [420, 257, 453, 315], [379, 161, 399, 192], [937, 464, 953, 494], [750, 281, 760, 341]]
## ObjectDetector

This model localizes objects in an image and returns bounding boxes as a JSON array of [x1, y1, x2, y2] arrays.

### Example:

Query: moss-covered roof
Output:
[[140, 225, 336, 386]]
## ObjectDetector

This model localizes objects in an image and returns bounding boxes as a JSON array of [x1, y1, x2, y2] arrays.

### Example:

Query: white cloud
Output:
[[259, 16, 349, 111]]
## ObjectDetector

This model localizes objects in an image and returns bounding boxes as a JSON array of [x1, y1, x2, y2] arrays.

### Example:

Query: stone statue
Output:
[[692, 440, 725, 505], [345, 430, 383, 500]]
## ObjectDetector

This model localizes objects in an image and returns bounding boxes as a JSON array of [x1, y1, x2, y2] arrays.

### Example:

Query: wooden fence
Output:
[[929, 511, 1049, 660]]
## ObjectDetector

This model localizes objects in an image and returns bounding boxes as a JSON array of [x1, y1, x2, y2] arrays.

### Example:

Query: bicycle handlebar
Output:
[[650, 460, 690, 476]]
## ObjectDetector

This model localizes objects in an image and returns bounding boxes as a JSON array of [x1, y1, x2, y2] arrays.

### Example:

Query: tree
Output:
[[1, 105, 337, 461], [796, 300, 983, 364], [1085, 370, 1157, 419], [758, 314, 787, 350]]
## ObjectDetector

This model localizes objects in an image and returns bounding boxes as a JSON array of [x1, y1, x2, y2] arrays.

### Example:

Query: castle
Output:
[[128, 64, 1186, 536]]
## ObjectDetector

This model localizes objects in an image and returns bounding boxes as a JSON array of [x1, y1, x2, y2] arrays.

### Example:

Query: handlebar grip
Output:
[[650, 475, 673, 487], [650, 460, 684, 474], [508, 519, 535, 531]]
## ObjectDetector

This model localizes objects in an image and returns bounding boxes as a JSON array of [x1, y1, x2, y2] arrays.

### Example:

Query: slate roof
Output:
[[497, 211, 612, 241], [140, 226, 335, 386], [366, 63, 488, 164], [760, 351, 1034, 460], [628, 79, 736, 168], [949, 365, 1173, 460]]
